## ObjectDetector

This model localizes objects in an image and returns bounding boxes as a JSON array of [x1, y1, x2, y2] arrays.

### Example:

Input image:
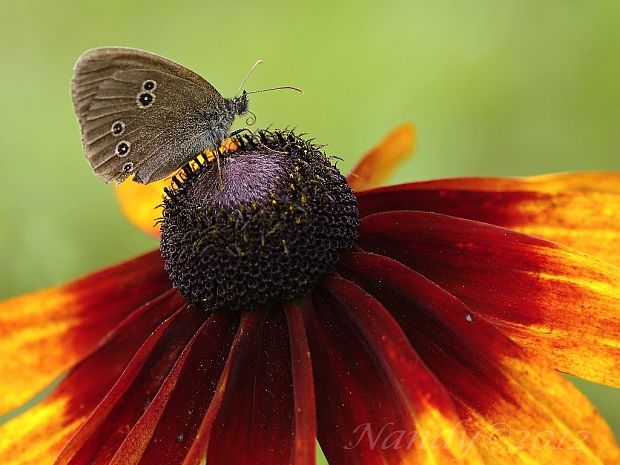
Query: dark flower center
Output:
[[160, 130, 359, 312]]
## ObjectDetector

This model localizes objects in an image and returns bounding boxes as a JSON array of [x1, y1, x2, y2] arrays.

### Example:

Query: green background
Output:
[[0, 0, 618, 459]]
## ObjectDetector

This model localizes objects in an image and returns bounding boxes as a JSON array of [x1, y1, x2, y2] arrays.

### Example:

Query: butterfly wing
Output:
[[72, 47, 235, 184]]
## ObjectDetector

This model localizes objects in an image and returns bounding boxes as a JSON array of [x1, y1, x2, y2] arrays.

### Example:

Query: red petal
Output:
[[206, 306, 317, 465], [0, 250, 170, 414], [0, 289, 184, 465], [180, 315, 252, 465], [338, 252, 620, 464], [285, 303, 318, 465], [108, 318, 205, 465], [56, 307, 206, 465], [357, 211, 620, 387], [118, 312, 238, 465], [306, 277, 482, 465], [356, 173, 620, 266]]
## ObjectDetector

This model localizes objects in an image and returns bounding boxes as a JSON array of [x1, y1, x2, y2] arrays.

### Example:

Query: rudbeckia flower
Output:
[[1, 123, 619, 465]]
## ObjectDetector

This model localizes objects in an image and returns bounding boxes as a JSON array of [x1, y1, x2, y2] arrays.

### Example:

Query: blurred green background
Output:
[[0, 0, 618, 458]]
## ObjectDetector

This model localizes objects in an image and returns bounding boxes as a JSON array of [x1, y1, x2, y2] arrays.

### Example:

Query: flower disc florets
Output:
[[160, 130, 359, 312]]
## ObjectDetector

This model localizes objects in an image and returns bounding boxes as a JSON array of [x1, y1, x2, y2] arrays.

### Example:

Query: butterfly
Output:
[[71, 47, 300, 185]]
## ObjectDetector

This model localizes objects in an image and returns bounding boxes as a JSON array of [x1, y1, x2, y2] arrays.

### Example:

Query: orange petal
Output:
[[114, 179, 167, 238], [346, 122, 416, 192], [358, 211, 620, 387], [339, 252, 620, 464], [357, 172, 620, 266], [0, 251, 170, 415], [0, 290, 185, 465], [114, 142, 238, 237], [408, 171, 620, 193]]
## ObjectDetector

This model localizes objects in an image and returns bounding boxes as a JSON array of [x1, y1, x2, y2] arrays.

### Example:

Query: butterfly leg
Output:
[[229, 127, 287, 155]]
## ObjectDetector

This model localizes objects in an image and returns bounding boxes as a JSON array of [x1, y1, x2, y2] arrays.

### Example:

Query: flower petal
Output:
[[109, 312, 237, 465], [0, 250, 170, 415], [356, 172, 620, 266], [114, 181, 167, 238], [305, 277, 483, 465], [206, 305, 317, 465], [0, 290, 185, 465], [180, 311, 277, 465], [338, 251, 620, 465], [54, 306, 206, 465], [396, 172, 620, 192], [347, 123, 416, 192], [285, 302, 318, 465], [357, 211, 620, 387]]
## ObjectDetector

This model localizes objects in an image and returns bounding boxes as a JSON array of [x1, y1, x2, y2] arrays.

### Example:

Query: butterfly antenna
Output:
[[235, 60, 263, 97], [245, 86, 304, 95]]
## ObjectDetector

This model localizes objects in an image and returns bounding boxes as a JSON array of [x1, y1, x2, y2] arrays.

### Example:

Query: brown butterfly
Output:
[[71, 47, 300, 184]]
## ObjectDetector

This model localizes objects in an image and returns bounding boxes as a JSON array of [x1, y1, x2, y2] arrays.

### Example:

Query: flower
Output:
[[1, 123, 620, 465]]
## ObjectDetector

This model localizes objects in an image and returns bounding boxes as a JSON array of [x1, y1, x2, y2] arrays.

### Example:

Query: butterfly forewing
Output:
[[71, 47, 235, 184]]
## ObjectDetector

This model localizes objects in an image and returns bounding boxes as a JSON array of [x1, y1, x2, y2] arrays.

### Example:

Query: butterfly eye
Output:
[[122, 162, 134, 173], [116, 141, 131, 156], [137, 92, 155, 108], [142, 80, 157, 91], [111, 121, 125, 136]]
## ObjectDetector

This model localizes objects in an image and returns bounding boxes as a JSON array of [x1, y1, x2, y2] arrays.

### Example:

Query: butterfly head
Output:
[[230, 91, 249, 116]]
